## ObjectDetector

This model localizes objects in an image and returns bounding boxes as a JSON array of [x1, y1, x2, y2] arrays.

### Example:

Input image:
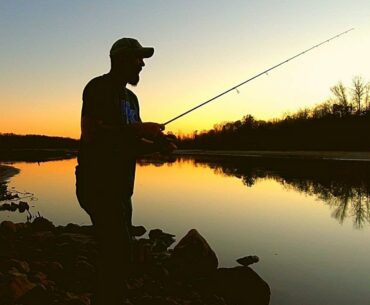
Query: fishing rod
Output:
[[163, 28, 354, 126]]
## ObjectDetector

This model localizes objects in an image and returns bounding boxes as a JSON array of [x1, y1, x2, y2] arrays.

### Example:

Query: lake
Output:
[[1, 156, 369, 305]]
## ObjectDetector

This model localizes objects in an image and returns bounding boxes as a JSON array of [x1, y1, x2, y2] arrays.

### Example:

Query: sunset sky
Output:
[[1, 1, 369, 139]]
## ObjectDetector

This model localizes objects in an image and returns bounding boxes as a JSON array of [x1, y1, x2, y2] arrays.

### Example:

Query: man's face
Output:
[[124, 54, 145, 86]]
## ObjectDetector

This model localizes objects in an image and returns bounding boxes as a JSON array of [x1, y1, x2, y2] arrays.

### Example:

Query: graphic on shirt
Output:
[[121, 100, 139, 124]]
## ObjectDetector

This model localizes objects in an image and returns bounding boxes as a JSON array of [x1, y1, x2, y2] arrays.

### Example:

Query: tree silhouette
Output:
[[351, 76, 367, 113]]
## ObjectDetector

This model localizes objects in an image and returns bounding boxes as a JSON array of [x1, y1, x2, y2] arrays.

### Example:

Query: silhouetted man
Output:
[[75, 38, 174, 305]]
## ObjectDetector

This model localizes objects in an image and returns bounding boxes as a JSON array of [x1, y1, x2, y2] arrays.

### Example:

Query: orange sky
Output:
[[1, 1, 369, 139]]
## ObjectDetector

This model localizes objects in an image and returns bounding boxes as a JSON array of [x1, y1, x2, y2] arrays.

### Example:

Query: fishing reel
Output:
[[139, 133, 177, 155], [154, 133, 178, 154]]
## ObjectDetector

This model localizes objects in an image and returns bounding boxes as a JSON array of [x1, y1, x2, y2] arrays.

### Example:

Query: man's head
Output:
[[109, 38, 154, 86]]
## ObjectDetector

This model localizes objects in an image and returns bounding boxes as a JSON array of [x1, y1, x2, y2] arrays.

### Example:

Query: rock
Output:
[[170, 229, 218, 278], [0, 203, 11, 211], [56, 233, 95, 246], [0, 271, 36, 303], [15, 222, 29, 232], [133, 239, 153, 264], [236, 255, 260, 266], [18, 201, 30, 212], [59, 223, 94, 235], [31, 217, 55, 232], [17, 284, 51, 305], [31, 231, 55, 244], [64, 223, 82, 233], [149, 229, 176, 251], [30, 272, 54, 288], [131, 225, 147, 237], [149, 229, 175, 241], [65, 292, 91, 305], [208, 266, 270, 305], [44, 261, 64, 278], [0, 221, 17, 235], [74, 259, 96, 278], [8, 259, 30, 273]]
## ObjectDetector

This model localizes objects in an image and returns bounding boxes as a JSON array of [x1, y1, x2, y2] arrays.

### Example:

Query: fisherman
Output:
[[75, 37, 175, 305]]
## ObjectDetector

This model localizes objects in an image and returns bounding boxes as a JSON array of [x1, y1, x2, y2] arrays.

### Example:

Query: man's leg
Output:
[[76, 166, 132, 305], [92, 200, 132, 305], [123, 197, 146, 237]]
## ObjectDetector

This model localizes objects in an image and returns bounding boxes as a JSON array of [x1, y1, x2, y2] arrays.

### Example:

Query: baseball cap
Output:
[[110, 38, 154, 58]]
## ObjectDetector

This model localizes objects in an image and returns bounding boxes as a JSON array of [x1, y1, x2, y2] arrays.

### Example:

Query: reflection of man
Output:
[[75, 38, 174, 305]]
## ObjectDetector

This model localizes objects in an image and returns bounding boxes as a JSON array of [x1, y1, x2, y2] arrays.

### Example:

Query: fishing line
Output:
[[163, 28, 354, 126]]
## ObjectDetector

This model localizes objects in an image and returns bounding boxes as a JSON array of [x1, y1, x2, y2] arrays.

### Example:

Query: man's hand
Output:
[[138, 134, 177, 156], [132, 122, 165, 139], [156, 134, 177, 154]]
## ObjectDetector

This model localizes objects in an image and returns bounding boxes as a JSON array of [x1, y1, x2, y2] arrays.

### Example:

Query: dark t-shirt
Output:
[[77, 73, 141, 195]]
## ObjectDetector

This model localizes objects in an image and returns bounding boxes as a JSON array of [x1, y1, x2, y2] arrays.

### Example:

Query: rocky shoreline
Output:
[[0, 217, 270, 305], [0, 165, 20, 183]]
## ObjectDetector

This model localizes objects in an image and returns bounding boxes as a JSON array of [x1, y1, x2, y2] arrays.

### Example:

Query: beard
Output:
[[127, 67, 140, 86], [128, 73, 140, 86]]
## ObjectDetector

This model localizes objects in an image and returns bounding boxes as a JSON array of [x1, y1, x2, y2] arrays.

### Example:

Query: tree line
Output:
[[178, 76, 370, 151], [0, 133, 79, 149]]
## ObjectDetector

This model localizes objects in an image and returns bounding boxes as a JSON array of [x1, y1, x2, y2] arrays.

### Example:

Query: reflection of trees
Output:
[[179, 156, 370, 229], [282, 179, 370, 229]]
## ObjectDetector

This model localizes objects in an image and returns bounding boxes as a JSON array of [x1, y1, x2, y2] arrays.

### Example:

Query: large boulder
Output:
[[169, 229, 218, 278], [0, 221, 17, 236], [31, 217, 55, 232], [208, 266, 270, 305]]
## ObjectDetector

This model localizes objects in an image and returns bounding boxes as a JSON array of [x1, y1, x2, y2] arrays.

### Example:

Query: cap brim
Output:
[[110, 47, 154, 58], [137, 47, 154, 58]]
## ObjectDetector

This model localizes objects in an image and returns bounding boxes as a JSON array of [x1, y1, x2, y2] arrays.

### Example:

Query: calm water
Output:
[[1, 156, 370, 305]]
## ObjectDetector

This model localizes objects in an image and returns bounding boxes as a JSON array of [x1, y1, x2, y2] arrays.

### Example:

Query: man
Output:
[[75, 37, 174, 305]]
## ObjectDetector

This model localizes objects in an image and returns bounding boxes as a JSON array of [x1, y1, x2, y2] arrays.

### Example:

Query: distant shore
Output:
[[0, 149, 77, 162], [1, 148, 370, 163], [174, 150, 370, 162]]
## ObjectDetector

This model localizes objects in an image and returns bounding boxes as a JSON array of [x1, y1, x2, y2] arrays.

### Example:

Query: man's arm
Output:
[[81, 79, 164, 144], [81, 115, 164, 144]]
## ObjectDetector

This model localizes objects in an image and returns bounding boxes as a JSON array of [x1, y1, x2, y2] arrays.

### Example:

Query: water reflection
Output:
[[140, 156, 370, 228]]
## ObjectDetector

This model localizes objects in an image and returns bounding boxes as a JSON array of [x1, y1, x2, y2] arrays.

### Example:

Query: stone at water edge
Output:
[[18, 201, 29, 212], [148, 229, 176, 252], [236, 255, 260, 266], [170, 229, 218, 278], [131, 225, 147, 237], [31, 217, 55, 232], [0, 221, 17, 235], [149, 229, 175, 241], [209, 266, 271, 305]]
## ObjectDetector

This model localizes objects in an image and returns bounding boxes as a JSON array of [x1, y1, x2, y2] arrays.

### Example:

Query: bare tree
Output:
[[351, 76, 366, 113], [331, 81, 348, 107], [364, 82, 370, 111]]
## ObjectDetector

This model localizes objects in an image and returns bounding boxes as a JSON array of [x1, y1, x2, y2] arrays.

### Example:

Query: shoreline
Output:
[[0, 164, 20, 184], [174, 150, 370, 162], [0, 217, 270, 305], [0, 149, 77, 162], [1, 149, 370, 163]]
